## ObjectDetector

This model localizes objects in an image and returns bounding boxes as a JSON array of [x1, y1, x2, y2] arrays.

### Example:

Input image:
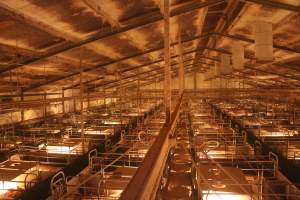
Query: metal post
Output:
[[73, 93, 76, 112], [104, 89, 107, 108], [87, 92, 90, 110], [137, 76, 140, 114], [79, 49, 85, 153], [43, 92, 47, 119], [71, 77, 76, 112], [20, 90, 24, 121], [177, 25, 185, 96], [164, 0, 171, 123], [293, 104, 296, 124], [193, 70, 197, 92], [62, 89, 65, 114]]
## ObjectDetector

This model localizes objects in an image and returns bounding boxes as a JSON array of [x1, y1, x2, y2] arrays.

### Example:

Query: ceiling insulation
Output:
[[0, 0, 297, 93]]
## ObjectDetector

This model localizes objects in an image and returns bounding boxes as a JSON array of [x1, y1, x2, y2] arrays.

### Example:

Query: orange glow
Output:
[[0, 181, 18, 195], [202, 191, 251, 200], [45, 144, 81, 154], [84, 129, 112, 135], [0, 167, 37, 196], [104, 121, 121, 125]]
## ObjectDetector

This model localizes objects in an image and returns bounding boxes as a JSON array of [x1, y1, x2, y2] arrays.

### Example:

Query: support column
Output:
[[20, 90, 24, 121], [80, 71, 84, 117], [137, 76, 141, 113], [73, 93, 76, 112], [177, 27, 185, 96], [104, 89, 106, 107], [164, 0, 171, 123], [79, 53, 85, 153], [62, 89, 65, 114], [87, 92, 90, 110], [43, 92, 47, 119], [193, 70, 197, 92]]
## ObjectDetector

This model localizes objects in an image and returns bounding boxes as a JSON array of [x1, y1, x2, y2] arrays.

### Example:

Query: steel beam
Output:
[[123, 7, 172, 108], [122, 69, 196, 91], [120, 95, 182, 200], [80, 55, 211, 89], [102, 63, 198, 91], [177, 26, 185, 95], [102, 64, 199, 91], [0, 0, 223, 74], [214, 32, 300, 54], [200, 47, 300, 82], [23, 33, 212, 92], [20, 90, 24, 121], [61, 89, 65, 114], [72, 47, 211, 90], [100, 62, 197, 90], [245, 0, 300, 12], [65, 51, 198, 90]]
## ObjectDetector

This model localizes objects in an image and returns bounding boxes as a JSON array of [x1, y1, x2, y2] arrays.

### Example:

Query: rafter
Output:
[[177, 24, 185, 94], [232, 72, 293, 88], [205, 0, 245, 52], [196, 46, 300, 83], [91, 64, 195, 90], [245, 0, 300, 12], [214, 32, 300, 54], [0, 0, 224, 75], [64, 54, 211, 91], [0, 3, 111, 70], [0, 3, 68, 45], [0, 42, 97, 69], [192, 0, 244, 79], [64, 59, 182, 90], [89, 60, 200, 91], [0, 1, 126, 65], [105, 66, 197, 90], [2, 0, 297, 93], [83, 0, 161, 75], [22, 33, 212, 92], [219, 73, 271, 88], [201, 57, 300, 87], [82, 0, 121, 27]]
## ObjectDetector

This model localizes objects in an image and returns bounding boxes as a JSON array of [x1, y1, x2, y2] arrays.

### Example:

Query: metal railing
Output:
[[120, 95, 183, 200]]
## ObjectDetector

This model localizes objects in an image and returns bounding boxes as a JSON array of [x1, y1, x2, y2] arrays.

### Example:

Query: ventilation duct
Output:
[[232, 41, 244, 70], [254, 21, 273, 62], [220, 54, 232, 75]]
